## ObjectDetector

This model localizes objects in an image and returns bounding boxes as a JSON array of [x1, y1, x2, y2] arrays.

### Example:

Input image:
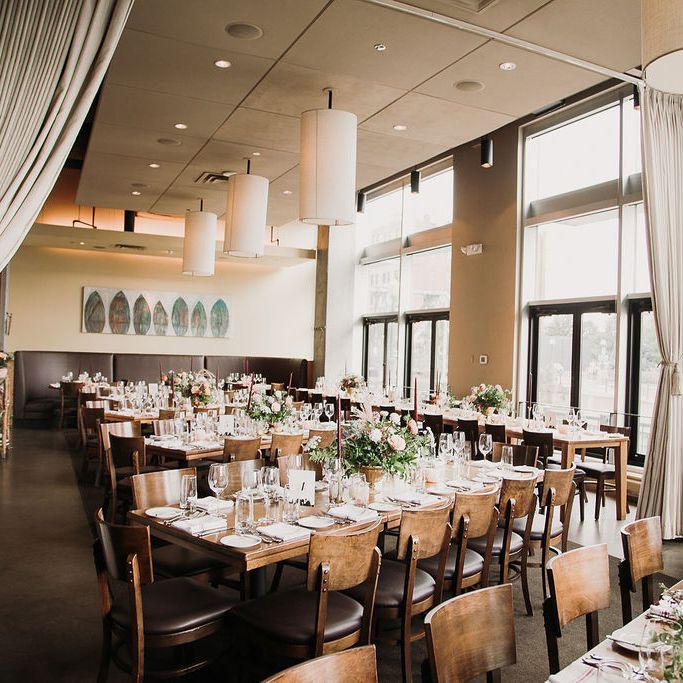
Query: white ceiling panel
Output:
[[126, 0, 329, 59], [357, 130, 445, 169], [242, 62, 405, 120], [150, 186, 229, 218], [417, 41, 604, 117], [106, 30, 274, 105], [96, 84, 233, 139], [283, 0, 487, 90], [360, 92, 513, 145], [214, 108, 300, 153]]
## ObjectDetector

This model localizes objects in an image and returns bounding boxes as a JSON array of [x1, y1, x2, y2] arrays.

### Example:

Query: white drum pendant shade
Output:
[[299, 108, 357, 226], [642, 0, 683, 94], [224, 173, 269, 258], [182, 210, 217, 276]]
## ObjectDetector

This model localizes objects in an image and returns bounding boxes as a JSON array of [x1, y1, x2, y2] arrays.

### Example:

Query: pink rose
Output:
[[271, 401, 281, 413], [387, 434, 406, 451], [285, 395, 293, 406], [191, 386, 199, 394], [407, 419, 418, 435]]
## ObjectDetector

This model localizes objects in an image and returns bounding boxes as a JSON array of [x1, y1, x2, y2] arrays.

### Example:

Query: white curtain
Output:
[[0, 0, 133, 270], [637, 86, 683, 540]]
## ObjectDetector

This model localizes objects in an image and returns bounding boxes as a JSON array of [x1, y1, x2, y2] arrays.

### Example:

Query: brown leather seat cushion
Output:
[[111, 577, 235, 635], [418, 547, 484, 581], [345, 558, 435, 608], [229, 588, 363, 645], [576, 461, 616, 476], [152, 545, 228, 578], [469, 528, 524, 557], [513, 514, 563, 540]]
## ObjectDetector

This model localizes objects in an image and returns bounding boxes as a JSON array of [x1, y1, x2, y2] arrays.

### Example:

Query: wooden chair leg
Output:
[[543, 600, 561, 675], [595, 477, 605, 520], [579, 482, 585, 522], [400, 623, 412, 683], [586, 611, 599, 649], [521, 547, 533, 616], [618, 560, 633, 625], [270, 563, 284, 593]]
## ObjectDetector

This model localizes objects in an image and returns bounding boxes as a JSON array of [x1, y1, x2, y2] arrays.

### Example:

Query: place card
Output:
[[287, 469, 316, 506], [218, 414, 234, 434]]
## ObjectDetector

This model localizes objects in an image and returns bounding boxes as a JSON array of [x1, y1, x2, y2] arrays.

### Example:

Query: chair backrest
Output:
[[484, 423, 506, 443], [600, 424, 631, 437], [621, 516, 663, 585], [194, 406, 218, 416], [546, 544, 610, 630], [307, 428, 336, 448], [86, 398, 120, 409], [158, 408, 180, 420], [82, 406, 105, 435], [540, 466, 576, 507], [226, 458, 264, 494], [499, 476, 538, 522], [61, 381, 84, 398], [455, 418, 479, 444], [522, 430, 554, 462], [306, 520, 382, 592], [109, 433, 146, 470], [451, 490, 499, 540], [425, 584, 516, 682], [100, 420, 141, 452], [223, 436, 261, 462], [79, 390, 97, 406], [95, 508, 153, 584], [131, 467, 197, 509], [262, 645, 377, 683], [296, 388, 309, 402], [278, 453, 322, 486], [271, 432, 303, 457], [423, 413, 444, 439], [396, 502, 452, 561], [271, 382, 285, 392], [491, 442, 538, 467], [151, 418, 176, 435]]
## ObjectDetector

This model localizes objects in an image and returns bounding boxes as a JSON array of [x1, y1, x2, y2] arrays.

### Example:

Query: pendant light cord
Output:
[[246, 158, 251, 174]]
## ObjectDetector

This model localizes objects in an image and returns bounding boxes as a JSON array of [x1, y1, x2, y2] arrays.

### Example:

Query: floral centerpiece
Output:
[[465, 383, 511, 415], [0, 351, 13, 380], [645, 585, 683, 681], [339, 373, 363, 395], [164, 370, 215, 408], [247, 390, 294, 428]]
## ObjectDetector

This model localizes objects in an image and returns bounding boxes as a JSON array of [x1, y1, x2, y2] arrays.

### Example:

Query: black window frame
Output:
[[362, 314, 399, 389], [404, 310, 450, 397]]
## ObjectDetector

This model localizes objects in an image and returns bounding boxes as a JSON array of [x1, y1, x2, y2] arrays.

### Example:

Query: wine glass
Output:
[[324, 403, 335, 422], [478, 433, 493, 460], [639, 620, 677, 681], [241, 469, 262, 495], [313, 402, 323, 425], [500, 444, 514, 472], [453, 431, 465, 458], [438, 433, 453, 462], [208, 463, 229, 516], [260, 466, 280, 524]]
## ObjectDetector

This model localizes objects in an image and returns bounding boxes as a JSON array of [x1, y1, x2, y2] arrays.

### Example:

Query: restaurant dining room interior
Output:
[[2, 0, 683, 681]]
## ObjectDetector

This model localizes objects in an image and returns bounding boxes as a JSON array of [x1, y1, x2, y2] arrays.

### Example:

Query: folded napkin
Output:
[[650, 601, 681, 620], [256, 522, 310, 542], [195, 497, 234, 513], [327, 504, 379, 522], [171, 514, 227, 535]]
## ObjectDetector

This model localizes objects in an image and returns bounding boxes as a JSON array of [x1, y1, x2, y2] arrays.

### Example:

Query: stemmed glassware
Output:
[[313, 402, 323, 425], [639, 621, 674, 681], [260, 466, 280, 524], [500, 444, 514, 472], [478, 433, 493, 460], [324, 403, 335, 422], [207, 463, 229, 516], [438, 433, 453, 462]]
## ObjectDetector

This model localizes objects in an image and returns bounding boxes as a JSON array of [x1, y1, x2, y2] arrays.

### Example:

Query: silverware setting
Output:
[[254, 531, 284, 544], [581, 654, 646, 680], [162, 510, 206, 525]]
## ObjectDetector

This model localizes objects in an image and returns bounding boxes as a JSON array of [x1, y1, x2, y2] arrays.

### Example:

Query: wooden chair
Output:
[[543, 544, 610, 675], [422, 413, 444, 439], [277, 453, 322, 486], [151, 418, 175, 436], [419, 490, 498, 597], [271, 382, 285, 393], [484, 422, 506, 444], [78, 390, 98, 445], [86, 398, 120, 410], [81, 406, 105, 484], [619, 516, 664, 624], [271, 432, 304, 457], [228, 520, 381, 673], [225, 458, 264, 495], [307, 428, 336, 448], [158, 408, 185, 420], [263, 644, 377, 683], [349, 503, 451, 683], [424, 584, 516, 683], [518, 466, 576, 609], [222, 436, 261, 462], [93, 509, 234, 683], [491, 443, 539, 467], [59, 381, 84, 428], [296, 388, 309, 403], [455, 418, 479, 458], [194, 406, 219, 416], [100, 420, 141, 455]]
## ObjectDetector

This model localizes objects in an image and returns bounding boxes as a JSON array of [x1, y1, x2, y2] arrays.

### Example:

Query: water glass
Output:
[[349, 474, 370, 507], [438, 433, 453, 461], [179, 474, 197, 513], [453, 431, 465, 458], [314, 402, 323, 424], [283, 484, 300, 522], [235, 494, 254, 534], [478, 433, 493, 460], [501, 445, 514, 471], [260, 466, 280, 523], [241, 469, 262, 495]]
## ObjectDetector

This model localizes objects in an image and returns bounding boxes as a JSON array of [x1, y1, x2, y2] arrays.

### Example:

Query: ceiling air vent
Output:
[[440, 0, 499, 12], [113, 243, 146, 251], [194, 170, 236, 185]]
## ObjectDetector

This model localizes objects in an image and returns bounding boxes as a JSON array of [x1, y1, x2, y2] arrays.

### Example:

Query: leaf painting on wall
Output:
[[133, 295, 151, 335], [83, 290, 105, 333], [108, 290, 131, 334], [171, 297, 189, 336], [210, 298, 229, 337], [153, 301, 168, 336], [191, 301, 207, 337]]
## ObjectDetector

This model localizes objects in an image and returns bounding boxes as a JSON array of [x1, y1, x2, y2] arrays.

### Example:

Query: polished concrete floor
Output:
[[0, 427, 680, 682]]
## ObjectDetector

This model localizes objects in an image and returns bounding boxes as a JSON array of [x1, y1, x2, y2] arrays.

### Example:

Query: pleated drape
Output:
[[0, 0, 133, 270], [637, 87, 683, 539]]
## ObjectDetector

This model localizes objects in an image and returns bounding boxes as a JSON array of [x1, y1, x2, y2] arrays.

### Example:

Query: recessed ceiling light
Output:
[[157, 138, 181, 146], [79, 241, 85, 246], [214, 59, 232, 69], [225, 22, 263, 40], [148, 162, 160, 168], [374, 43, 387, 51], [252, 151, 261, 156], [166, 249, 174, 255], [499, 61, 517, 71], [282, 190, 293, 195], [454, 80, 485, 92], [131, 191, 141, 196], [393, 124, 408, 131], [174, 123, 188, 130]]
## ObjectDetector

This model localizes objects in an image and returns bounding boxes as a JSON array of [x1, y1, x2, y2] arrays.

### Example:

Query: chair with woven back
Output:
[[491, 443, 539, 467], [222, 436, 261, 462], [59, 381, 84, 428], [619, 516, 664, 624], [81, 406, 105, 484], [543, 544, 611, 675], [271, 432, 304, 458], [424, 583, 516, 683], [455, 418, 480, 458], [93, 508, 235, 683], [228, 520, 382, 676], [263, 644, 377, 683], [419, 490, 498, 597], [347, 502, 452, 683]]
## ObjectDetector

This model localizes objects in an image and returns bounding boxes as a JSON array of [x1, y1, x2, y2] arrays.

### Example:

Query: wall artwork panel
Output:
[[82, 287, 231, 338]]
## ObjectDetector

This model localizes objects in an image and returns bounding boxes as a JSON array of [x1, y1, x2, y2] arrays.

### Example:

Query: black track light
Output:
[[480, 136, 494, 169], [410, 169, 420, 194], [633, 83, 640, 111], [356, 191, 366, 213]]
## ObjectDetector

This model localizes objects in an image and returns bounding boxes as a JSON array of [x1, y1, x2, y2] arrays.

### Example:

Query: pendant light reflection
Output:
[[356, 191, 366, 214], [182, 200, 217, 276], [410, 169, 421, 194], [480, 136, 494, 169]]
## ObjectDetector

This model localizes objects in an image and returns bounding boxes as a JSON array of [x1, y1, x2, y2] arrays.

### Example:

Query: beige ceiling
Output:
[[76, 0, 641, 226]]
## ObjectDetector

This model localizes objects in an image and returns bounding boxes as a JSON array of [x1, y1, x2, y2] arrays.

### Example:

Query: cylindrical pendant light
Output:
[[299, 89, 357, 226], [356, 191, 366, 214], [182, 203, 217, 276], [480, 136, 494, 168], [224, 160, 268, 258], [410, 169, 421, 194], [642, 0, 683, 94]]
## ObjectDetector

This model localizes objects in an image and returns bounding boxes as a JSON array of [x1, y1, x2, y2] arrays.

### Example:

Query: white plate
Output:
[[145, 507, 179, 519], [297, 516, 336, 529], [446, 479, 475, 489], [369, 501, 401, 512], [220, 534, 261, 549], [427, 485, 454, 496], [606, 636, 641, 653], [474, 475, 500, 484], [514, 465, 536, 473]]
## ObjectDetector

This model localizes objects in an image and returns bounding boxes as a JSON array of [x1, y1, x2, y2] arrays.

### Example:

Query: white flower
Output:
[[271, 401, 281, 413], [369, 428, 382, 443], [389, 412, 401, 425], [275, 390, 283, 400], [262, 405, 271, 414]]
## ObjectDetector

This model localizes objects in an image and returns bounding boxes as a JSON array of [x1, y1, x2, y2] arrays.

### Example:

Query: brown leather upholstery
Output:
[[229, 588, 363, 645], [114, 354, 204, 382], [419, 548, 484, 580], [513, 515, 563, 540], [152, 545, 228, 578], [575, 461, 615, 475], [110, 577, 235, 635], [206, 355, 308, 386], [346, 558, 435, 608], [469, 528, 524, 556]]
